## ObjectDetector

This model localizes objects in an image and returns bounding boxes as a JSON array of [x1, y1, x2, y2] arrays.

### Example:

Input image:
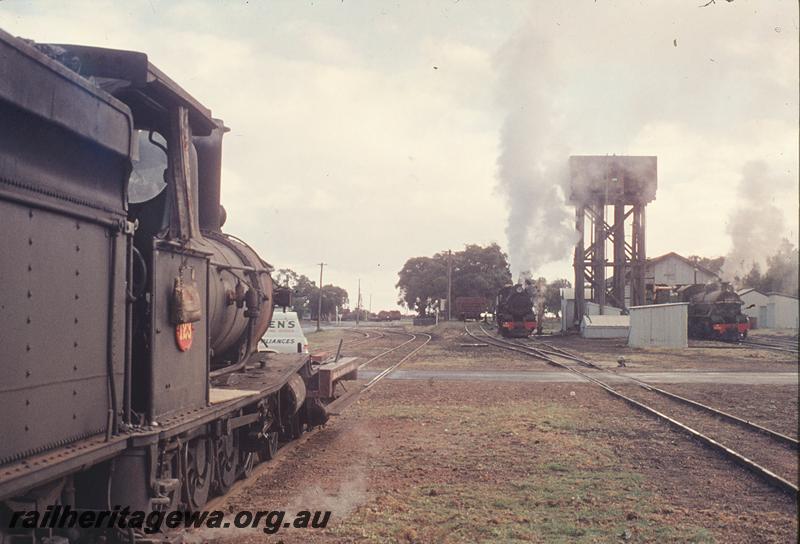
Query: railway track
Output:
[[326, 328, 432, 413], [466, 324, 799, 497], [203, 328, 430, 514], [740, 337, 799, 354], [342, 327, 387, 348]]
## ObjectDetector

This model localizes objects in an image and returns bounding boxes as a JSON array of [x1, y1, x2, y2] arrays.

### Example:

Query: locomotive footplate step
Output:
[[209, 353, 311, 403], [213, 352, 309, 393], [154, 353, 309, 438], [209, 388, 259, 404]]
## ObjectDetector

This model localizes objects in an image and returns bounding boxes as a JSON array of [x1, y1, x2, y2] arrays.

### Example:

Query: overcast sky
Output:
[[2, 1, 797, 311]]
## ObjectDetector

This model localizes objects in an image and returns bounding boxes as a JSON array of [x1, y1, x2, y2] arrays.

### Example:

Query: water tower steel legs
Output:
[[632, 204, 646, 306], [573, 205, 585, 327], [573, 200, 647, 323], [612, 203, 626, 308]]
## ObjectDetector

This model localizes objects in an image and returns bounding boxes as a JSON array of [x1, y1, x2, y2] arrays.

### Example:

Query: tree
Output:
[[687, 255, 725, 275], [396, 256, 448, 316], [740, 263, 763, 291], [736, 239, 799, 296], [544, 279, 572, 318], [449, 243, 514, 306], [274, 268, 348, 318], [307, 284, 349, 320], [396, 244, 513, 316]]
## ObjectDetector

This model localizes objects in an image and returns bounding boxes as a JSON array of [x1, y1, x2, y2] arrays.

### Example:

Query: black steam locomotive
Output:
[[676, 283, 750, 341], [0, 32, 355, 541], [495, 284, 539, 338]]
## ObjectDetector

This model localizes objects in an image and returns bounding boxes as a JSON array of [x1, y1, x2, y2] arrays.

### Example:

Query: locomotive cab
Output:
[[0, 36, 352, 534]]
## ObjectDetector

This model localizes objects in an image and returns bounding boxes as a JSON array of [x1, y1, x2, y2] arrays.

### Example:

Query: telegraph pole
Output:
[[356, 278, 361, 326], [316, 262, 326, 332], [447, 249, 453, 321]]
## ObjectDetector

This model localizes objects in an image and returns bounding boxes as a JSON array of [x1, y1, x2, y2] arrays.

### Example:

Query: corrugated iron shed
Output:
[[580, 315, 630, 339], [628, 303, 688, 348]]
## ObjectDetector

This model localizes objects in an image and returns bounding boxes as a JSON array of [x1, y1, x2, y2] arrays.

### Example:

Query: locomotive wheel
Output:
[[214, 434, 239, 494], [263, 431, 279, 460], [290, 413, 304, 440], [182, 438, 213, 510]]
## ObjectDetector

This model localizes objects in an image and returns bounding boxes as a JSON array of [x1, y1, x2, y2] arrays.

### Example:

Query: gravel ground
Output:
[[200, 323, 797, 543], [614, 384, 798, 486], [653, 384, 799, 440]]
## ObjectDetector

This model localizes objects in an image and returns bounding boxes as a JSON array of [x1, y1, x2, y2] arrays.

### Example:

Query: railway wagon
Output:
[[0, 32, 356, 543], [376, 310, 402, 321], [495, 285, 538, 338], [454, 297, 489, 321]]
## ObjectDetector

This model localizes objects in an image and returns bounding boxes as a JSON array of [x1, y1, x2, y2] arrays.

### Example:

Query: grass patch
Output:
[[333, 470, 712, 543], [334, 397, 713, 543]]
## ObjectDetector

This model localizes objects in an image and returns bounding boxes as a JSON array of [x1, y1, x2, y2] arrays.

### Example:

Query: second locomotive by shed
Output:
[[677, 283, 750, 341]]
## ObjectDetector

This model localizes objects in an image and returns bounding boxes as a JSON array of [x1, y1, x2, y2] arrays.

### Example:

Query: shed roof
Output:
[[629, 302, 689, 310], [737, 288, 766, 297], [646, 252, 721, 279], [767, 292, 799, 300]]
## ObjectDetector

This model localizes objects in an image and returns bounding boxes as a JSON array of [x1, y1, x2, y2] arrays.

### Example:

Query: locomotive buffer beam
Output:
[[312, 357, 359, 399]]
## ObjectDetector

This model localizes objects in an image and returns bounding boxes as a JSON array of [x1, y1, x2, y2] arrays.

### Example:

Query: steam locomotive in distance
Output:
[[655, 282, 750, 341], [0, 31, 357, 542], [496, 284, 539, 337], [677, 283, 750, 341]]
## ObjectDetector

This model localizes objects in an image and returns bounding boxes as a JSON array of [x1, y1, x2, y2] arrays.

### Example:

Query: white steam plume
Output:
[[724, 161, 789, 280], [495, 20, 575, 278]]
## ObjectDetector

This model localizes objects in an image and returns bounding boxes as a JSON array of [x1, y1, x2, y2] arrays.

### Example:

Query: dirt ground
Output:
[[324, 321, 798, 373], [205, 323, 797, 543], [657, 384, 799, 440]]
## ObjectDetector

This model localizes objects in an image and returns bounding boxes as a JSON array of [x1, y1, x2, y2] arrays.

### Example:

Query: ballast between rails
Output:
[[739, 339, 799, 354], [324, 329, 431, 414], [465, 324, 799, 497], [522, 340, 799, 448]]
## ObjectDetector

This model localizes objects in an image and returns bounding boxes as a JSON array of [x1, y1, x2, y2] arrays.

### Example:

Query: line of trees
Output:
[[396, 244, 512, 316], [687, 240, 799, 297], [395, 243, 572, 318], [733, 240, 799, 296], [273, 268, 349, 320]]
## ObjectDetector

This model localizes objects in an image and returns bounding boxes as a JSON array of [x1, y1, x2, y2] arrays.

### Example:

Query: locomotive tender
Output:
[[0, 31, 355, 540], [495, 284, 538, 338]]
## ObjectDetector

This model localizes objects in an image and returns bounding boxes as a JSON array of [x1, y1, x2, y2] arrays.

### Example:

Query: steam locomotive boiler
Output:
[[0, 31, 355, 541], [676, 282, 750, 341], [495, 284, 538, 338]]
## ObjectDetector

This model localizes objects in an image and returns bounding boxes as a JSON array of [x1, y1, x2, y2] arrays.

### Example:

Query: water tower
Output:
[[569, 155, 657, 323]]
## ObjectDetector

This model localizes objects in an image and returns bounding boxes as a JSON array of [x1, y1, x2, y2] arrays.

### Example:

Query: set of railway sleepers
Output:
[[465, 324, 799, 497]]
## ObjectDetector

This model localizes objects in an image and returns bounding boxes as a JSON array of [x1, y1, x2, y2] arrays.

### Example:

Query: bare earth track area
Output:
[[205, 322, 797, 543]]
